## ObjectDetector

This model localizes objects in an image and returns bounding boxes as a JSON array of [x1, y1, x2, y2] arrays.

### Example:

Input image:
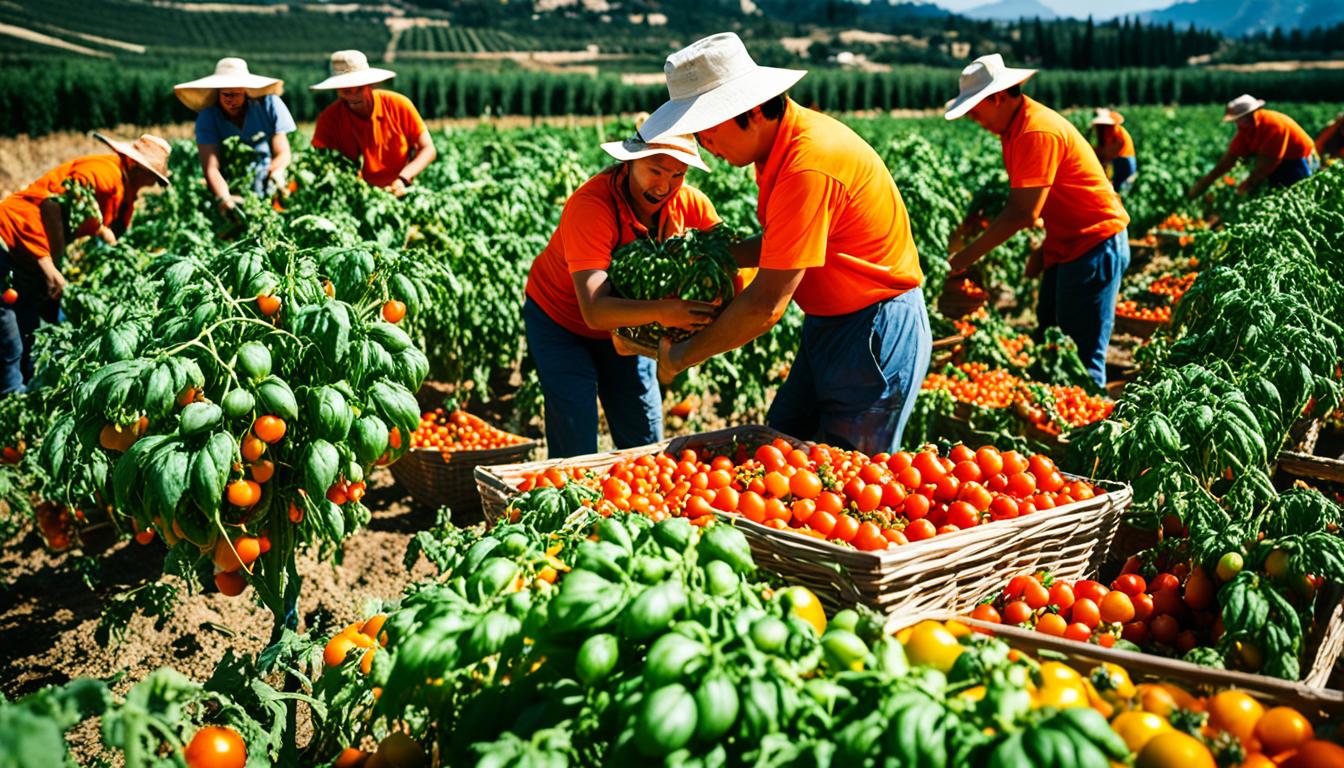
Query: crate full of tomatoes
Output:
[[475, 424, 1130, 618], [388, 407, 536, 514]]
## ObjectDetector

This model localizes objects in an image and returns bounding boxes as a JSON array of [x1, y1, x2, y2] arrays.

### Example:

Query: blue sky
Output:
[[930, 0, 1176, 20]]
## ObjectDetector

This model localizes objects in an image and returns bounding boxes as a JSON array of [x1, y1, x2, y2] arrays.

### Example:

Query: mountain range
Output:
[[945, 0, 1344, 33]]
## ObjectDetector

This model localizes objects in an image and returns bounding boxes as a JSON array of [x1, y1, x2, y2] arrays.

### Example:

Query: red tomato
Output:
[[989, 495, 1019, 520], [755, 444, 786, 472], [1048, 582, 1075, 612], [1113, 573, 1147, 596], [685, 495, 714, 519], [1070, 598, 1101, 628], [1150, 573, 1180, 593], [1099, 591, 1136, 624], [789, 469, 822, 499], [1036, 613, 1067, 636], [897, 466, 923, 489], [831, 514, 860, 543], [738, 491, 766, 523], [859, 462, 887, 485], [713, 487, 740, 511], [787, 448, 810, 469], [791, 499, 816, 525], [912, 451, 946, 482], [853, 521, 887, 551], [763, 497, 790, 523], [706, 469, 733, 489], [1003, 574, 1036, 601], [1023, 580, 1051, 610], [856, 483, 884, 513], [711, 455, 735, 472], [949, 444, 976, 464], [816, 491, 844, 515], [985, 472, 1009, 493], [185, 726, 247, 768], [887, 451, 914, 474], [810, 510, 838, 537], [946, 501, 980, 529], [975, 446, 1004, 477], [1000, 450, 1028, 476], [1063, 622, 1093, 642], [1003, 600, 1033, 625], [1028, 453, 1056, 478], [1074, 580, 1110, 604], [958, 481, 993, 512], [1121, 621, 1149, 645], [952, 460, 982, 482], [1039, 471, 1066, 493], [903, 493, 931, 520], [933, 475, 961, 503], [904, 518, 935, 542], [970, 603, 1001, 624], [1149, 614, 1180, 645], [881, 481, 906, 508], [1006, 472, 1037, 497], [1132, 592, 1155, 622]]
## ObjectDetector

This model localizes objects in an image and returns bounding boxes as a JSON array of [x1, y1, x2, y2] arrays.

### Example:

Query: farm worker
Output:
[[1189, 95, 1318, 197], [173, 57, 295, 214], [1091, 109, 1137, 193], [311, 50, 436, 197], [944, 54, 1129, 390], [0, 133, 170, 389], [643, 33, 931, 455], [1316, 112, 1344, 161], [523, 132, 720, 458]]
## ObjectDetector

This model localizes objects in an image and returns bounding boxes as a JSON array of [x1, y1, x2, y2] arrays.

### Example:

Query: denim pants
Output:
[[6, 245, 61, 387], [767, 287, 932, 456], [1037, 230, 1129, 389], [1111, 157, 1138, 194], [1268, 156, 1317, 188], [523, 298, 662, 458], [0, 243, 22, 395]]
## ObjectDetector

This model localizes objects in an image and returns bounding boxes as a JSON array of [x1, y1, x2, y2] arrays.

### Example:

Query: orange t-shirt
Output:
[[1227, 109, 1314, 163], [1002, 97, 1129, 268], [1108, 119, 1136, 159], [525, 165, 721, 339], [0, 153, 133, 260], [755, 100, 922, 317], [312, 90, 427, 188]]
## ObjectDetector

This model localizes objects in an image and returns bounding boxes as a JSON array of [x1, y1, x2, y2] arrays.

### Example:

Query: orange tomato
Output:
[[184, 725, 247, 768], [1254, 707, 1314, 755], [382, 299, 407, 323], [253, 415, 287, 444], [1205, 690, 1264, 746], [1135, 731, 1214, 768]]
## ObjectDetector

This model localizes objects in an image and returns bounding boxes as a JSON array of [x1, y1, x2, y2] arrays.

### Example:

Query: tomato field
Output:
[[2, 102, 1344, 767]]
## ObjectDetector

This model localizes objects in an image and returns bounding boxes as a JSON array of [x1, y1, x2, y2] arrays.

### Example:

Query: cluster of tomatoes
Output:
[[922, 362, 1114, 432], [0, 439, 24, 465], [998, 333, 1033, 367], [951, 307, 989, 338], [1148, 272, 1198, 302], [409, 408, 528, 457], [519, 439, 1102, 551], [1117, 300, 1173, 323], [1157, 213, 1211, 233], [34, 502, 82, 551], [969, 565, 1233, 659]]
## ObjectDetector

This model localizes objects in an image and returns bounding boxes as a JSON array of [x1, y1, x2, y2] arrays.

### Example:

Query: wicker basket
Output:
[[889, 611, 1344, 713], [391, 440, 537, 515], [476, 425, 788, 525], [1114, 314, 1166, 340]]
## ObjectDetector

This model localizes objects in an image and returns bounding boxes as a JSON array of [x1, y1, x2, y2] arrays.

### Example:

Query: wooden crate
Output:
[[390, 440, 538, 515], [1277, 450, 1344, 485], [1114, 314, 1166, 340]]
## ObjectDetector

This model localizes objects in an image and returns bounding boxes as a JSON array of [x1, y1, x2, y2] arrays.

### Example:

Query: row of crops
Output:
[[397, 26, 534, 55], [2, 105, 1344, 766]]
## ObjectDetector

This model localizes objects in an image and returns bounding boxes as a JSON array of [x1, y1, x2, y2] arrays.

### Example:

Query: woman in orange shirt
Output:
[[523, 133, 722, 457], [1092, 109, 1137, 193]]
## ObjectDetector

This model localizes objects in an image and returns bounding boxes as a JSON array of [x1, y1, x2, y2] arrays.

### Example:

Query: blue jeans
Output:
[[7, 245, 61, 387], [767, 288, 932, 455], [1038, 229, 1129, 389], [1111, 157, 1137, 193], [1268, 156, 1317, 188], [523, 298, 662, 458], [0, 243, 22, 395]]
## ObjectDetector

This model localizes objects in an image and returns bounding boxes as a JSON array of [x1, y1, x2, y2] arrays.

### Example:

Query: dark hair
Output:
[[732, 93, 788, 129], [1004, 84, 1023, 98]]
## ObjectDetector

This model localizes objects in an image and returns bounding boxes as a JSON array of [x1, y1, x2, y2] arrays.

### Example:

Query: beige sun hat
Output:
[[638, 33, 807, 140], [94, 132, 172, 186], [1091, 108, 1124, 126], [311, 50, 395, 91], [1224, 94, 1266, 122], [944, 54, 1036, 121], [601, 132, 710, 172], [173, 58, 283, 112]]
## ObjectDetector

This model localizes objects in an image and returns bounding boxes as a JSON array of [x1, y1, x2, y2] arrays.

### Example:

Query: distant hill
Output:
[[1145, 0, 1344, 35], [963, 0, 1057, 21]]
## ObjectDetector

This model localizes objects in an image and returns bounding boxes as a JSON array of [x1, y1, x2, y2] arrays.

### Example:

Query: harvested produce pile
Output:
[[608, 226, 739, 346], [1117, 299, 1173, 323], [922, 362, 1115, 432], [409, 407, 529, 455], [519, 437, 1098, 549]]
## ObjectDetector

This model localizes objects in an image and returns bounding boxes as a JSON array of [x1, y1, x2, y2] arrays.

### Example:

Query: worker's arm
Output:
[[572, 269, 718, 332], [948, 186, 1049, 274], [268, 132, 292, 177], [1189, 151, 1239, 198], [1238, 153, 1280, 195], [729, 234, 762, 268], [1095, 137, 1121, 165], [1316, 117, 1342, 157], [36, 198, 69, 299], [197, 144, 238, 210], [658, 267, 804, 384]]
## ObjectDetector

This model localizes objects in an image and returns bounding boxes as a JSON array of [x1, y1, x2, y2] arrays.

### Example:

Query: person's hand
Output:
[[389, 178, 408, 198], [38, 259, 66, 300], [96, 226, 118, 246], [947, 249, 974, 276], [268, 167, 289, 196], [611, 334, 657, 358], [657, 337, 683, 385], [658, 298, 718, 331], [219, 195, 244, 212]]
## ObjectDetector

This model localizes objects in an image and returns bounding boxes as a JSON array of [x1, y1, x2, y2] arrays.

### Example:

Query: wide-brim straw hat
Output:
[[1091, 108, 1123, 126], [173, 57, 283, 112], [311, 50, 395, 91], [944, 53, 1036, 121], [94, 132, 172, 186], [639, 33, 806, 140], [1224, 94, 1265, 122], [600, 132, 709, 172]]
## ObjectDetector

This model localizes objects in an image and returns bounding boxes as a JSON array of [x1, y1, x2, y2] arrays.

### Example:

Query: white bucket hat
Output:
[[94, 132, 172, 186], [1091, 108, 1123, 126], [601, 133, 709, 172], [173, 58, 283, 112], [944, 54, 1036, 121], [639, 33, 806, 140], [311, 50, 395, 91], [1224, 94, 1265, 122]]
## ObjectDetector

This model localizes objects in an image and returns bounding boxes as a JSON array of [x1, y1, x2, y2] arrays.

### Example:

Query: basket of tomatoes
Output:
[[389, 407, 536, 515]]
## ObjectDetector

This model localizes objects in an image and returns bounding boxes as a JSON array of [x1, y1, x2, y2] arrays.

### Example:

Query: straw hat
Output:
[[173, 58, 283, 112], [94, 132, 172, 186], [601, 133, 709, 172], [311, 50, 395, 91], [639, 33, 806, 140], [944, 54, 1036, 121], [1091, 108, 1124, 126], [1223, 94, 1265, 122]]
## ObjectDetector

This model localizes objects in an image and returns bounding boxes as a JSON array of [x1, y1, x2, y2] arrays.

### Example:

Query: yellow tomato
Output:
[[902, 621, 964, 672], [959, 685, 987, 702], [1035, 682, 1088, 709], [1111, 711, 1172, 753], [1135, 731, 1215, 768], [1039, 661, 1084, 689], [944, 619, 972, 638], [777, 586, 827, 636], [1090, 662, 1137, 701]]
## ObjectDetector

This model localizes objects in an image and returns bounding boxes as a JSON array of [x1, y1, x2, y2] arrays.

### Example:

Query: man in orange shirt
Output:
[[1317, 112, 1344, 161], [311, 50, 436, 197], [0, 133, 170, 391], [1092, 108, 1137, 193], [525, 132, 721, 457], [945, 55, 1130, 389], [644, 33, 931, 454], [1190, 95, 1318, 197]]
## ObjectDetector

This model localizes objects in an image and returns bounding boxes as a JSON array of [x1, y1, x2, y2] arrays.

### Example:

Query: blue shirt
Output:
[[195, 94, 295, 194]]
